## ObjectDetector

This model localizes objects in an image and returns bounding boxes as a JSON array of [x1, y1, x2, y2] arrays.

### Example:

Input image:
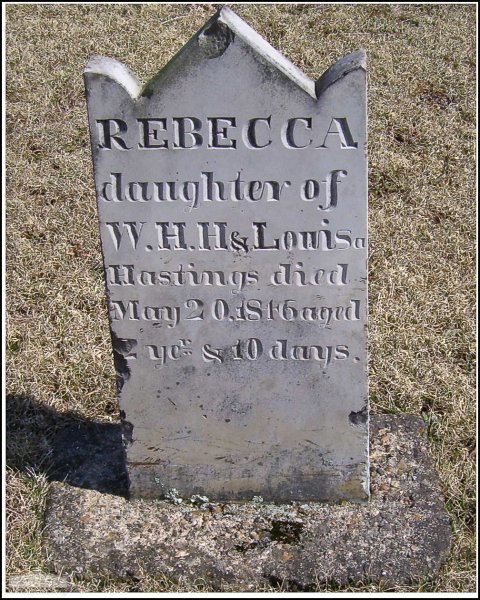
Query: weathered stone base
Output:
[[43, 415, 451, 590]]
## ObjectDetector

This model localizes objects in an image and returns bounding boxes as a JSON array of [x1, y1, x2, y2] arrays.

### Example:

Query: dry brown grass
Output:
[[5, 3, 476, 593]]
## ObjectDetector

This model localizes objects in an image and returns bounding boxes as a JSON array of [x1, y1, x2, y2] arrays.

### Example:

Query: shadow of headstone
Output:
[[6, 394, 128, 497]]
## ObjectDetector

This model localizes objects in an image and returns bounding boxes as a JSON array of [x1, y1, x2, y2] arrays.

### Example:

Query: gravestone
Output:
[[84, 6, 369, 501]]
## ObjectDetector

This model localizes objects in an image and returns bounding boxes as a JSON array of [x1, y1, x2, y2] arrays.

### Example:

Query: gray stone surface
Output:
[[43, 416, 451, 590], [6, 573, 75, 593], [84, 6, 368, 500]]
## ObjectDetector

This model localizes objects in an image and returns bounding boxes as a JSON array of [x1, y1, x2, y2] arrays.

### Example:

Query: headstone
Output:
[[84, 7, 369, 501]]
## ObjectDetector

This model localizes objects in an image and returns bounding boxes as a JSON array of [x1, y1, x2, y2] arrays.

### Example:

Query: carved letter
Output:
[[282, 117, 312, 148], [208, 117, 236, 148], [318, 118, 358, 149], [96, 119, 131, 150], [172, 117, 203, 149], [138, 118, 168, 148], [245, 116, 272, 148]]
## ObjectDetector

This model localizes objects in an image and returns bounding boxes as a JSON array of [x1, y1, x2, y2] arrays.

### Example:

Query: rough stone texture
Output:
[[43, 415, 451, 589], [84, 6, 369, 501], [6, 573, 75, 593]]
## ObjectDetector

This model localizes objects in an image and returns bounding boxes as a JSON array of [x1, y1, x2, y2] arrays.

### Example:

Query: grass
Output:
[[5, 2, 476, 593]]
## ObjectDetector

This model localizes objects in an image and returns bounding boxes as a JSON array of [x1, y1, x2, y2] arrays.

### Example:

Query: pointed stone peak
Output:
[[315, 49, 367, 98], [84, 7, 366, 101], [214, 6, 316, 98], [84, 54, 141, 99]]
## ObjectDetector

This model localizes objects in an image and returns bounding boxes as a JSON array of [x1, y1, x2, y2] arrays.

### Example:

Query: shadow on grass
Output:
[[6, 394, 128, 497]]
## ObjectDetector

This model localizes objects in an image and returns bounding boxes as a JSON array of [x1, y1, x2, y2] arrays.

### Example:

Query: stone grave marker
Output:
[[84, 6, 369, 501]]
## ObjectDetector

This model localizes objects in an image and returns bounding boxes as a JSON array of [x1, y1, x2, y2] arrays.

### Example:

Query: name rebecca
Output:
[[95, 116, 359, 151]]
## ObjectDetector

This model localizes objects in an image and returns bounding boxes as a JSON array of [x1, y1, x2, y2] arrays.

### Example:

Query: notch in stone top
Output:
[[84, 6, 366, 102]]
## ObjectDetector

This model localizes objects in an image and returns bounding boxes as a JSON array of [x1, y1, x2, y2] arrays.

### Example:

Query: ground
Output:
[[5, 3, 476, 593]]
